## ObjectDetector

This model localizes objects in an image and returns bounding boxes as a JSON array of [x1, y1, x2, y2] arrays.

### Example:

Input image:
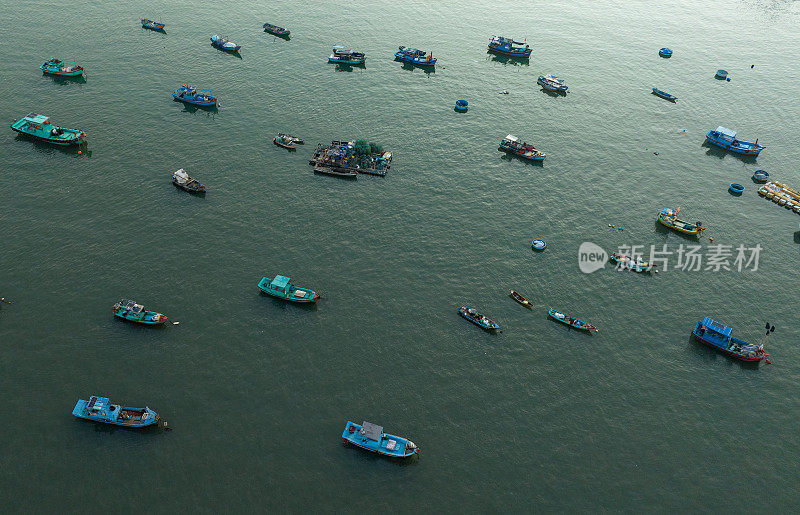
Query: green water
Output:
[[2, 0, 800, 511]]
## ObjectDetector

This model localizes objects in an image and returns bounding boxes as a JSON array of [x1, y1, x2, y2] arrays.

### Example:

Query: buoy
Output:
[[709, 237, 714, 242], [619, 227, 624, 231], [172, 321, 180, 325], [716, 69, 728, 79], [77, 151, 82, 155], [726, 77, 731, 82]]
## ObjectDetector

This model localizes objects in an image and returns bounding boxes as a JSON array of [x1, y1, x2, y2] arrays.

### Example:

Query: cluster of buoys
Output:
[[758, 180, 800, 214]]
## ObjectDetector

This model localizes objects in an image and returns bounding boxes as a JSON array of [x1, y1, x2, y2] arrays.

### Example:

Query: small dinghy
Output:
[[172, 84, 218, 107], [141, 19, 165, 31], [538, 74, 568, 93], [752, 170, 769, 183], [73, 396, 159, 428], [609, 252, 654, 272], [278, 133, 303, 145], [652, 88, 677, 102], [509, 289, 533, 308], [531, 238, 546, 251], [112, 299, 168, 325], [40, 58, 84, 77], [172, 168, 206, 194], [263, 23, 290, 37], [342, 421, 420, 458], [210, 35, 241, 53], [458, 304, 500, 331], [657, 207, 704, 235], [258, 275, 320, 303], [313, 165, 357, 179], [548, 308, 597, 332], [274, 134, 298, 149]]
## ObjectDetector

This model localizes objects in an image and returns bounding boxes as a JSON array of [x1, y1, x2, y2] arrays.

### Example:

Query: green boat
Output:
[[258, 275, 320, 303], [11, 112, 85, 146], [40, 58, 84, 77]]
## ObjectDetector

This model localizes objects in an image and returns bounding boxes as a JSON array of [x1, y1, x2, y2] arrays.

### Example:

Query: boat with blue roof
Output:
[[11, 112, 85, 146], [692, 317, 768, 363], [73, 395, 159, 428], [342, 421, 420, 458], [172, 84, 218, 107], [706, 126, 764, 156], [458, 304, 500, 331], [141, 19, 165, 31], [395, 46, 436, 67], [258, 275, 320, 303], [329, 45, 366, 65], [112, 299, 168, 325], [211, 35, 241, 53], [41, 58, 84, 77], [487, 36, 531, 58]]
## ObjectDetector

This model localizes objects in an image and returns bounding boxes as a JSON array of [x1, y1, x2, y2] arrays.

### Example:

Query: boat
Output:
[[715, 69, 728, 79], [172, 84, 218, 107], [278, 133, 303, 145], [729, 183, 745, 195], [753, 170, 769, 183], [509, 289, 532, 308], [328, 45, 366, 65], [210, 35, 241, 52], [531, 238, 546, 251], [172, 168, 206, 193], [263, 23, 290, 37], [274, 134, 298, 149], [395, 46, 436, 67], [454, 99, 468, 111], [537, 74, 568, 93], [548, 308, 597, 332], [141, 19, 165, 30], [40, 58, 84, 77], [652, 88, 677, 102], [609, 252, 654, 272], [342, 421, 420, 458], [10, 112, 85, 146], [313, 165, 357, 179], [112, 299, 168, 325], [659, 47, 672, 57], [257, 275, 320, 303], [487, 36, 531, 58], [457, 304, 500, 331], [73, 396, 160, 428], [691, 317, 768, 363], [706, 126, 763, 156], [499, 134, 546, 161], [657, 207, 705, 235]]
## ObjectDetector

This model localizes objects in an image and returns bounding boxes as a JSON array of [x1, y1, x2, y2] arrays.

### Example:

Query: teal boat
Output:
[[112, 299, 168, 325], [40, 58, 84, 77], [11, 112, 85, 146], [258, 275, 320, 303]]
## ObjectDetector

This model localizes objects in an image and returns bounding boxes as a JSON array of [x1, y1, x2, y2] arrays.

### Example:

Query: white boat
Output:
[[537, 74, 568, 92]]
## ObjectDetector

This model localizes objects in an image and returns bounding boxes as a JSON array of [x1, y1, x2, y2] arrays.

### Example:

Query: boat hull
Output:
[[657, 213, 703, 235], [458, 305, 500, 331], [141, 20, 165, 30], [652, 88, 677, 102], [274, 138, 297, 149], [705, 131, 763, 156], [113, 311, 168, 325], [394, 54, 436, 67], [548, 308, 595, 331], [41, 67, 84, 77], [329, 57, 366, 65], [11, 126, 84, 146], [172, 93, 217, 107], [73, 399, 160, 427], [510, 290, 532, 308], [487, 47, 531, 58], [499, 146, 545, 161], [691, 322, 765, 362]]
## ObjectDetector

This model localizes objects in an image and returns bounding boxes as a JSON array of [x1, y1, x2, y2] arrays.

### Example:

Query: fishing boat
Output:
[[509, 289, 532, 308], [499, 134, 546, 161], [457, 304, 500, 331], [657, 207, 704, 235], [342, 421, 420, 458], [691, 317, 768, 363], [487, 36, 531, 58], [10, 112, 85, 146], [537, 74, 568, 93], [277, 133, 303, 145], [40, 58, 84, 77], [210, 35, 241, 53], [263, 23, 290, 37], [112, 299, 168, 325], [274, 134, 298, 149], [609, 252, 654, 272], [548, 308, 597, 332], [258, 275, 320, 303], [705, 126, 764, 156], [172, 84, 218, 107], [652, 88, 677, 102], [73, 396, 160, 428], [395, 46, 436, 67], [313, 166, 357, 179], [172, 168, 206, 193], [141, 19, 165, 31], [329, 45, 366, 65]]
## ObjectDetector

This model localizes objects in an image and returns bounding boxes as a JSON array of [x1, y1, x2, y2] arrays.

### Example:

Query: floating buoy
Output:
[[726, 77, 731, 82], [729, 183, 745, 195], [531, 238, 546, 251], [709, 237, 714, 242], [77, 150, 82, 155], [751, 64, 755, 69], [172, 321, 180, 325]]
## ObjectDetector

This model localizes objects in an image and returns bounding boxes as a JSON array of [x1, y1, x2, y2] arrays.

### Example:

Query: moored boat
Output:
[[73, 396, 160, 427], [499, 134, 545, 161], [141, 19, 165, 30], [263, 23, 290, 37], [10, 112, 85, 146], [652, 88, 677, 102], [172, 168, 206, 193], [691, 317, 768, 363], [705, 126, 764, 156], [210, 35, 241, 52], [112, 299, 168, 325], [274, 134, 298, 149], [329, 45, 366, 65], [487, 36, 531, 58], [509, 289, 533, 308], [172, 84, 218, 107], [258, 275, 320, 303], [548, 308, 597, 332], [538, 74, 568, 93], [40, 58, 84, 77], [458, 304, 500, 331], [609, 252, 654, 272], [395, 46, 436, 67], [657, 207, 704, 235], [278, 133, 303, 145], [752, 170, 769, 183], [454, 99, 468, 111], [313, 165, 357, 179], [342, 421, 420, 458]]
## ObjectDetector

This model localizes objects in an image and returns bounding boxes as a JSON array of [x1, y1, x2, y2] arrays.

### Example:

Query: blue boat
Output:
[[659, 47, 672, 57], [487, 36, 531, 58], [395, 46, 436, 67], [455, 99, 468, 111], [73, 395, 160, 427], [458, 304, 500, 331], [112, 299, 168, 325], [499, 134, 545, 161], [752, 170, 769, 183], [691, 317, 768, 363], [652, 88, 677, 102], [211, 35, 241, 53], [172, 84, 218, 107], [706, 126, 764, 156], [258, 275, 320, 303], [342, 421, 420, 458], [141, 19, 165, 31]]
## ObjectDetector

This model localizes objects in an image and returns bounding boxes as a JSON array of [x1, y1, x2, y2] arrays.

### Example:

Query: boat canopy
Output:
[[87, 396, 108, 411], [361, 421, 383, 441], [701, 317, 732, 338], [661, 208, 677, 216], [174, 169, 190, 183], [505, 134, 519, 142], [715, 126, 737, 139], [270, 275, 291, 291], [24, 112, 50, 124]]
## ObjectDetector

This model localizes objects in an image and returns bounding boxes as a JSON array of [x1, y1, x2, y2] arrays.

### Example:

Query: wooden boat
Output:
[[548, 308, 597, 332], [609, 252, 654, 272], [538, 74, 568, 93], [112, 299, 168, 325], [172, 84, 218, 107], [499, 134, 545, 161], [652, 88, 677, 102], [395, 46, 436, 67], [10, 112, 85, 146], [40, 58, 84, 77], [458, 304, 500, 331], [73, 396, 160, 428], [329, 45, 366, 65], [691, 317, 768, 363], [487, 36, 531, 58], [141, 19, 165, 30], [509, 289, 532, 308], [657, 207, 704, 235], [278, 133, 303, 145], [274, 134, 297, 149], [313, 165, 357, 179], [342, 421, 420, 458], [172, 168, 206, 193], [263, 23, 290, 37], [258, 275, 320, 303], [210, 35, 241, 52], [706, 126, 764, 156]]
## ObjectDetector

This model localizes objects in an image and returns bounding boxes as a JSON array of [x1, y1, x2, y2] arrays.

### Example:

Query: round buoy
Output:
[[716, 69, 728, 79], [729, 183, 744, 195], [531, 239, 547, 251], [77, 151, 82, 155]]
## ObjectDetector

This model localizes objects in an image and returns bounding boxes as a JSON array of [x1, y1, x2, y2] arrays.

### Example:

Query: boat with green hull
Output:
[[258, 275, 320, 303], [11, 112, 85, 146], [112, 299, 168, 325], [40, 58, 84, 77]]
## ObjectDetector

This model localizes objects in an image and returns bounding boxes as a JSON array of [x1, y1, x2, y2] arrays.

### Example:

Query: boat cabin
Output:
[[173, 169, 191, 185], [360, 421, 383, 441], [713, 126, 737, 143], [268, 275, 296, 295], [116, 299, 144, 317], [20, 112, 52, 128]]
